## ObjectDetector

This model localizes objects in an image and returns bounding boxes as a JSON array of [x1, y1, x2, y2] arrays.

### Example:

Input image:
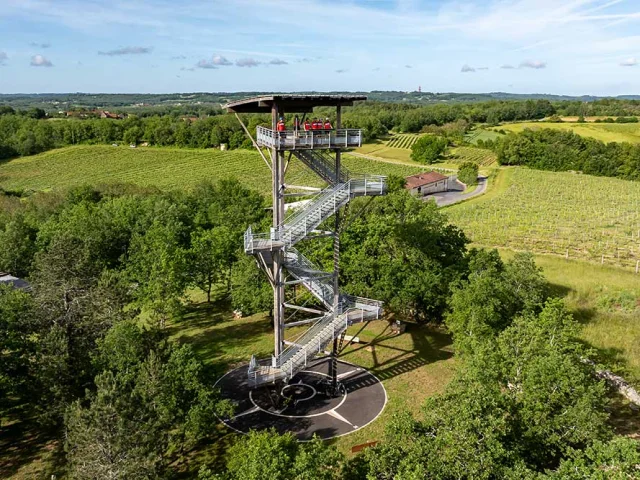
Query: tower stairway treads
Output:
[[292, 150, 350, 185]]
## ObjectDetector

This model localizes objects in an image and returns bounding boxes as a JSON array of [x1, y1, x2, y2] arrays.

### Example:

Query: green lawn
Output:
[[495, 121, 640, 144], [167, 299, 456, 459], [0, 145, 428, 196], [463, 128, 504, 144]]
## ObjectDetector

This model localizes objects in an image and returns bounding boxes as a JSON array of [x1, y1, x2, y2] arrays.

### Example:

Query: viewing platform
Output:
[[256, 126, 363, 150]]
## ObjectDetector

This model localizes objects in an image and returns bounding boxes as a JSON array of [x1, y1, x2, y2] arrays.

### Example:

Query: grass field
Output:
[[447, 146, 497, 166], [495, 121, 640, 144], [446, 168, 640, 270], [463, 128, 504, 144], [0, 145, 428, 195]]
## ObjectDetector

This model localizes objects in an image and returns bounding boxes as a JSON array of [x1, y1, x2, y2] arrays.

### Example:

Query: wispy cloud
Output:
[[236, 57, 260, 67], [269, 58, 288, 65], [171, 55, 187, 60], [500, 64, 515, 69], [461, 64, 475, 72], [477, 66, 489, 70], [405, 64, 412, 68], [98, 46, 152, 56], [519, 59, 546, 69], [0, 52, 7, 65], [335, 69, 347, 73], [30, 42, 51, 48], [30, 54, 53, 67], [620, 57, 638, 66]]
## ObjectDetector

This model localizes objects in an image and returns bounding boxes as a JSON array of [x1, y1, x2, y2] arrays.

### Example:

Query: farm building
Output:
[[405, 171, 450, 196], [0, 272, 32, 291]]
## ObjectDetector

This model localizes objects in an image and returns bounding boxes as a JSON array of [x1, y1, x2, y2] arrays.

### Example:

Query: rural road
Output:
[[427, 176, 488, 207]]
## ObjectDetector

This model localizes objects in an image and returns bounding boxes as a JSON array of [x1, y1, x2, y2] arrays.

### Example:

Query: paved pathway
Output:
[[426, 176, 488, 207]]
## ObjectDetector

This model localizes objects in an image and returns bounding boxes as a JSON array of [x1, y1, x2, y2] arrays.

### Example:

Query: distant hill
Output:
[[1, 91, 639, 112]]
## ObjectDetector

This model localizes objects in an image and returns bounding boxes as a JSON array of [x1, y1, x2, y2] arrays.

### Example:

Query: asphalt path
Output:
[[426, 176, 488, 207]]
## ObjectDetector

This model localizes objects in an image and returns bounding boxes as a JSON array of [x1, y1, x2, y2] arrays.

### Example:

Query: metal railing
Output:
[[256, 126, 363, 150]]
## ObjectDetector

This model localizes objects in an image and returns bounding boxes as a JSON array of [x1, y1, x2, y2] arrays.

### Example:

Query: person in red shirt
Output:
[[303, 119, 311, 131], [324, 118, 333, 130], [277, 117, 286, 132]]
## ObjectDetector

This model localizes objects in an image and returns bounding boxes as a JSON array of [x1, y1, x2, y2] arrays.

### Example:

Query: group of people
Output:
[[277, 115, 333, 133]]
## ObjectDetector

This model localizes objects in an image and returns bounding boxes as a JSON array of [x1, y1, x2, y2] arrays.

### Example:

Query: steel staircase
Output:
[[246, 141, 387, 386], [292, 150, 349, 184]]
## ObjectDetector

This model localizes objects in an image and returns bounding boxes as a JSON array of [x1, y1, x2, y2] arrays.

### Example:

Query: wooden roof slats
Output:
[[224, 94, 368, 113]]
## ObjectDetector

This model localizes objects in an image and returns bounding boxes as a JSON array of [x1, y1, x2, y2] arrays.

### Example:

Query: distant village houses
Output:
[[98, 110, 127, 120]]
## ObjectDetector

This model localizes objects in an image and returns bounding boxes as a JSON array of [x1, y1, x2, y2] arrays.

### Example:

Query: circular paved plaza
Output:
[[214, 358, 387, 440]]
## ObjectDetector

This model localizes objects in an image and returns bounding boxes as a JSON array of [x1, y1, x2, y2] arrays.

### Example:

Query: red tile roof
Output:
[[405, 171, 448, 189]]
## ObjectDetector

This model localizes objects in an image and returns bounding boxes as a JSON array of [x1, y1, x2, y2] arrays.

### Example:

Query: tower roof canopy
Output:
[[224, 94, 367, 113]]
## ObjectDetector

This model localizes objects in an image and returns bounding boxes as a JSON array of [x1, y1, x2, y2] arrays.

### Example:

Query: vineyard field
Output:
[[386, 133, 423, 149], [495, 122, 640, 144], [448, 146, 497, 166], [0, 145, 427, 195], [447, 168, 640, 270]]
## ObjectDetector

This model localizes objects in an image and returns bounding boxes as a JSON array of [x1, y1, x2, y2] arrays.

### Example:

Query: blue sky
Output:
[[0, 0, 639, 95]]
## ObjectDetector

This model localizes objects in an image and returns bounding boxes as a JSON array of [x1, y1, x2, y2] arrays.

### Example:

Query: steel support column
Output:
[[272, 103, 285, 359], [330, 104, 342, 392]]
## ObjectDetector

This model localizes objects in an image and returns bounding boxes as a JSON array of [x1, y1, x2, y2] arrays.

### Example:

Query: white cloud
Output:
[[30, 54, 53, 67], [335, 69, 347, 73], [620, 57, 638, 66], [98, 46, 152, 56], [519, 59, 546, 69], [30, 42, 51, 48], [212, 55, 232, 66], [461, 64, 475, 72], [195, 59, 218, 69], [405, 64, 412, 68], [500, 64, 515, 69], [477, 66, 489, 70], [236, 57, 260, 67], [269, 58, 288, 65], [0, 51, 7, 65]]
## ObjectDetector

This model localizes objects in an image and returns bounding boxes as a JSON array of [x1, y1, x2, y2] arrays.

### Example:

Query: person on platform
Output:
[[303, 119, 311, 131], [324, 118, 333, 130], [293, 115, 300, 136], [277, 117, 286, 147]]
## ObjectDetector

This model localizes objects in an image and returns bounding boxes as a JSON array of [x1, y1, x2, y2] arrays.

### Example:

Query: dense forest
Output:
[[0, 98, 555, 160], [494, 129, 640, 181], [1, 178, 638, 478]]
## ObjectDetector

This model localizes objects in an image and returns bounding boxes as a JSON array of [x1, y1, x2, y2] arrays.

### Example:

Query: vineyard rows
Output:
[[447, 168, 640, 270], [448, 147, 497, 166], [0, 145, 426, 197], [386, 134, 422, 149]]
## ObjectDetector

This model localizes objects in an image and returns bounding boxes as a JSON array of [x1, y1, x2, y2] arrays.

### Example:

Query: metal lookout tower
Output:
[[226, 95, 387, 394]]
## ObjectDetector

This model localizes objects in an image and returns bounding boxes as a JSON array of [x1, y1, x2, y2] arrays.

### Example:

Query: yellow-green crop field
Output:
[[0, 145, 427, 195], [447, 168, 640, 270], [495, 121, 640, 144], [386, 133, 423, 149]]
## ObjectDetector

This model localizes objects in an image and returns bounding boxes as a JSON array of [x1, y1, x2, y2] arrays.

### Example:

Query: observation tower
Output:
[[226, 95, 387, 391]]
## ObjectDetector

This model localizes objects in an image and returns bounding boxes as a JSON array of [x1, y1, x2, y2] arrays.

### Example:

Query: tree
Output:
[[231, 255, 272, 316], [549, 438, 640, 479], [202, 429, 343, 480], [66, 322, 231, 479], [0, 285, 36, 408], [410, 135, 448, 164], [123, 126, 143, 145], [127, 221, 189, 327], [0, 213, 38, 277], [339, 188, 468, 322], [457, 161, 479, 186]]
